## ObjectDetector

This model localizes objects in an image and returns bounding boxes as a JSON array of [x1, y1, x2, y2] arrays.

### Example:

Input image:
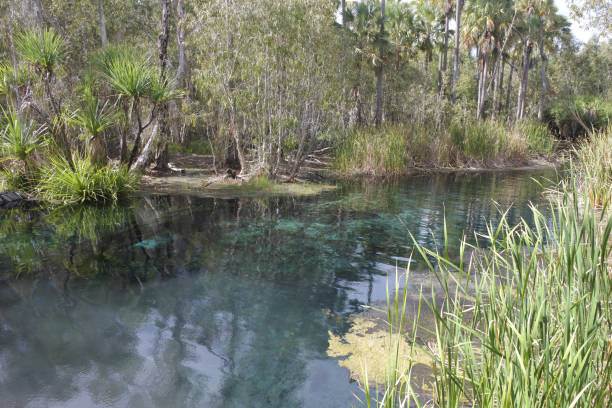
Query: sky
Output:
[[554, 0, 597, 43]]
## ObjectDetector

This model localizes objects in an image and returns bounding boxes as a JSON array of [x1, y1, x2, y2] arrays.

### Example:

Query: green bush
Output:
[[549, 96, 612, 138], [168, 140, 212, 155], [38, 155, 138, 204]]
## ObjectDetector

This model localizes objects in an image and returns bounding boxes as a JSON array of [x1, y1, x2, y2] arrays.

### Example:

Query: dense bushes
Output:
[[334, 120, 555, 175], [548, 96, 612, 139]]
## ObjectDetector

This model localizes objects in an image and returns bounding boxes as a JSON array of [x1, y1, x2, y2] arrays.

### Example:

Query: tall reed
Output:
[[362, 178, 612, 407]]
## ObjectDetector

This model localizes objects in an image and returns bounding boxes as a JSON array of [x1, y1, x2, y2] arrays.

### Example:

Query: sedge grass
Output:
[[335, 120, 555, 176]]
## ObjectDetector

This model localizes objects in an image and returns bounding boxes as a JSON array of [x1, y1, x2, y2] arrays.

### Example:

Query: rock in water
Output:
[[0, 191, 25, 209]]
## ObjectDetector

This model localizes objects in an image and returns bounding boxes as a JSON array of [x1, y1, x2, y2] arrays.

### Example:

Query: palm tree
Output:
[[451, 0, 464, 104], [0, 106, 47, 178], [386, 1, 417, 71], [102, 53, 156, 166], [515, 1, 537, 120]]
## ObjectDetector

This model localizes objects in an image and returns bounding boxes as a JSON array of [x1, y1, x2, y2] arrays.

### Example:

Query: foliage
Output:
[[0, 106, 47, 164], [15, 28, 65, 74], [548, 95, 612, 138], [69, 88, 117, 138], [38, 154, 138, 204]]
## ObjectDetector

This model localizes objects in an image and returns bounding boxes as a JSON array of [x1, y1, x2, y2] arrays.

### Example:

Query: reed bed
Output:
[[362, 178, 612, 407]]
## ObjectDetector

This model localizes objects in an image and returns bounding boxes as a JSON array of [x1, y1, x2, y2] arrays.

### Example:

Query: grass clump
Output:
[[576, 128, 612, 207], [335, 120, 555, 176], [38, 155, 138, 204], [242, 174, 276, 191]]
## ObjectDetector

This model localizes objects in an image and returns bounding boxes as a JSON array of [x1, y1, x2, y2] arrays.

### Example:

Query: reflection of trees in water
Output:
[[0, 171, 553, 406]]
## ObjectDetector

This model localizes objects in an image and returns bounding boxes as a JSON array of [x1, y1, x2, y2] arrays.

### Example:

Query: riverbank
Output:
[[139, 149, 562, 198]]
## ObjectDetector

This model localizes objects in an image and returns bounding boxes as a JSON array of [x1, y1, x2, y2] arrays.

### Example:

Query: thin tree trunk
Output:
[[443, 13, 449, 71], [505, 60, 514, 118], [537, 17, 548, 121], [497, 55, 505, 115], [341, 0, 346, 27], [176, 0, 186, 88], [477, 55, 488, 120], [437, 50, 443, 92], [97, 1, 108, 50], [153, 0, 171, 171], [375, 0, 385, 128], [451, 0, 464, 104], [516, 40, 532, 121]]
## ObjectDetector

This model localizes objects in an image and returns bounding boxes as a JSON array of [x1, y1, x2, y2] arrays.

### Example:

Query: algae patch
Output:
[[327, 316, 435, 392]]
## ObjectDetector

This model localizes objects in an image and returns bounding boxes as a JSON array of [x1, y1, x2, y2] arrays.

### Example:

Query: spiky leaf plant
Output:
[[0, 106, 47, 165], [15, 28, 66, 75]]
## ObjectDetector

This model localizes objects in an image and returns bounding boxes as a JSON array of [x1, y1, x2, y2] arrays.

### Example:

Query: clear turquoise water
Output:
[[0, 170, 554, 408]]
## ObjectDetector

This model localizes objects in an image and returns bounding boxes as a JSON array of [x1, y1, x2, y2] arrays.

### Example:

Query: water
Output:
[[0, 170, 555, 408]]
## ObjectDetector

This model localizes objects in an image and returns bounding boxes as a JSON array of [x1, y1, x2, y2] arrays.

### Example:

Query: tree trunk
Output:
[[505, 60, 514, 118], [341, 0, 346, 27], [451, 0, 464, 104], [97, 1, 108, 50], [153, 0, 171, 171], [375, 0, 385, 128], [496, 55, 505, 115], [439, 12, 450, 93], [537, 17, 548, 122], [176, 0, 186, 88], [477, 56, 488, 120], [89, 132, 108, 167], [516, 40, 532, 121]]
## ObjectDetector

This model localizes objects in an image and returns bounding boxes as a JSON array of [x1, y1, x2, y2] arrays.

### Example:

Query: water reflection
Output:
[[0, 170, 554, 407]]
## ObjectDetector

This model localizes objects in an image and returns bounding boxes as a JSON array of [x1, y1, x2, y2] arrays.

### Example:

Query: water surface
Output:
[[0, 170, 554, 408]]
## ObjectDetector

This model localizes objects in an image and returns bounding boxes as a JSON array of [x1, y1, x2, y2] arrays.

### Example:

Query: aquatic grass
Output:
[[577, 128, 612, 207], [361, 177, 612, 407], [38, 154, 138, 204]]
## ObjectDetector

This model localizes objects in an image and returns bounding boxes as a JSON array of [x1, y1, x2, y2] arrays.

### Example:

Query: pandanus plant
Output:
[[69, 87, 118, 167], [0, 106, 47, 180], [15, 28, 72, 166], [97, 47, 175, 168]]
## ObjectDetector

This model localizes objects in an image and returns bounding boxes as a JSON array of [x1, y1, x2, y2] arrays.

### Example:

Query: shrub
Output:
[[549, 96, 612, 139], [38, 155, 138, 204]]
